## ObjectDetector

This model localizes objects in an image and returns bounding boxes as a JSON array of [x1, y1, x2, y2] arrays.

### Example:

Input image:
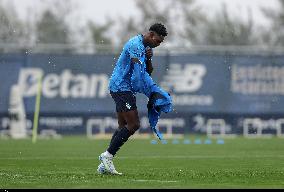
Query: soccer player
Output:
[[98, 23, 168, 175]]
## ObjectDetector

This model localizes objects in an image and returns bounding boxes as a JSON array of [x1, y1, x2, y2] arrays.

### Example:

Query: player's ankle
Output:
[[103, 151, 113, 158]]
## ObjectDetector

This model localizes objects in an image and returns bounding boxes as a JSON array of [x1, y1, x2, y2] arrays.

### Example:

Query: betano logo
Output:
[[18, 68, 109, 99], [161, 64, 206, 93]]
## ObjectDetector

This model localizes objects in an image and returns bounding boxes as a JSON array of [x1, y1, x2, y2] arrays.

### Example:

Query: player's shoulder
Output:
[[129, 34, 142, 42], [126, 35, 144, 50], [126, 35, 142, 45]]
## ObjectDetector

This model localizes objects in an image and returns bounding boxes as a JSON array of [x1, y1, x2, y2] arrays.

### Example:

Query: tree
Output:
[[115, 0, 172, 46], [170, 0, 207, 46], [34, 0, 75, 53], [88, 18, 114, 53], [114, 0, 262, 47], [261, 0, 284, 46], [0, 0, 27, 52], [135, 0, 169, 31], [114, 0, 207, 47], [115, 17, 141, 48], [36, 10, 69, 44], [200, 3, 258, 46]]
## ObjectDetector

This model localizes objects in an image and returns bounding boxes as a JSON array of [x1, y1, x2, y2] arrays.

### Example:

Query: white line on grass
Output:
[[1, 155, 284, 160], [118, 155, 284, 159], [130, 179, 178, 183]]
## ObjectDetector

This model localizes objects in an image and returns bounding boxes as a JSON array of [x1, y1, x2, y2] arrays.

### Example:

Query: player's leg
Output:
[[99, 111, 140, 175], [99, 91, 137, 175], [99, 112, 132, 175], [109, 91, 139, 149], [110, 112, 126, 144], [107, 109, 139, 157], [122, 109, 140, 135], [98, 113, 126, 175], [117, 112, 127, 129]]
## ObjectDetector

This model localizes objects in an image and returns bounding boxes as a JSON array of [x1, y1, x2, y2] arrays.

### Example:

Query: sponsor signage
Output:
[[1, 53, 284, 135]]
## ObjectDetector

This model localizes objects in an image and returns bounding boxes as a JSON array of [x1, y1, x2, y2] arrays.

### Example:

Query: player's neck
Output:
[[141, 33, 149, 48]]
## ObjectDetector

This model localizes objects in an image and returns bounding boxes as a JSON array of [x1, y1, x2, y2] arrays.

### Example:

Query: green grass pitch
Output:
[[0, 135, 284, 189]]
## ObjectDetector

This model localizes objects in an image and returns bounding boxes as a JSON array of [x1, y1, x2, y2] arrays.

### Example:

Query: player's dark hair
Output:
[[149, 23, 168, 37]]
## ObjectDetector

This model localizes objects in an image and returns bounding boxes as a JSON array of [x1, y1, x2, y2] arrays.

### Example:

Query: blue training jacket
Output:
[[147, 85, 173, 140], [132, 64, 173, 140]]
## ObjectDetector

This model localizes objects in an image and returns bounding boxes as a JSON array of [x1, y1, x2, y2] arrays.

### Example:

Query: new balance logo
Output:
[[161, 64, 206, 93], [126, 103, 131, 110]]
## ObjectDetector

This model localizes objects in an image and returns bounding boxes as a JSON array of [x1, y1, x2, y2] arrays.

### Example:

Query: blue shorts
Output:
[[110, 91, 137, 112]]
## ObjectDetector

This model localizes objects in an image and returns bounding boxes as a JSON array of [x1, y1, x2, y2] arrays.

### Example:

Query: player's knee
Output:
[[118, 120, 126, 128], [128, 122, 140, 135], [118, 123, 126, 129]]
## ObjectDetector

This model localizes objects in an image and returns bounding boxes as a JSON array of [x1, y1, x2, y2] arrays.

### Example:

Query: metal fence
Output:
[[1, 43, 284, 55]]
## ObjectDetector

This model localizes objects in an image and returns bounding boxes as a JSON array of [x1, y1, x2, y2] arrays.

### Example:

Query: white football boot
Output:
[[97, 163, 108, 174], [99, 153, 122, 175]]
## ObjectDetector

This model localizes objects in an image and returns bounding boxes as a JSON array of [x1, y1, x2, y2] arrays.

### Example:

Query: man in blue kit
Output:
[[98, 23, 171, 175]]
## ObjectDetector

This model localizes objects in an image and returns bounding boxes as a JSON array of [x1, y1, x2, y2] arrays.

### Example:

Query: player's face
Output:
[[149, 32, 164, 48]]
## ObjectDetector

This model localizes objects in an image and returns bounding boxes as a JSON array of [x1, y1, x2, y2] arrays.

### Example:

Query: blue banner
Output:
[[1, 53, 284, 135]]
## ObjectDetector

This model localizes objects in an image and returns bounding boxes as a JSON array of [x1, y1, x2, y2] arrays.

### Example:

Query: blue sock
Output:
[[107, 127, 131, 156]]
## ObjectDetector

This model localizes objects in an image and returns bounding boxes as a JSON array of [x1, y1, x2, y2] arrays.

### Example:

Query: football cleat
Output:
[[99, 153, 122, 175], [97, 163, 108, 174]]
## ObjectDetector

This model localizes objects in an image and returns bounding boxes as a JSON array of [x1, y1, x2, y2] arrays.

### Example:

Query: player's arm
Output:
[[146, 59, 153, 76], [131, 57, 153, 76], [130, 57, 144, 92], [129, 44, 144, 65], [131, 58, 142, 65], [131, 58, 143, 79], [129, 44, 148, 72], [145, 47, 153, 76]]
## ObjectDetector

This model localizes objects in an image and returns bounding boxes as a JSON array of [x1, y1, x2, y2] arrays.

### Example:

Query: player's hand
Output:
[[146, 47, 153, 60]]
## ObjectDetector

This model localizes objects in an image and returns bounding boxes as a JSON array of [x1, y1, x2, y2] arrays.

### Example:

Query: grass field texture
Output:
[[0, 136, 284, 189]]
